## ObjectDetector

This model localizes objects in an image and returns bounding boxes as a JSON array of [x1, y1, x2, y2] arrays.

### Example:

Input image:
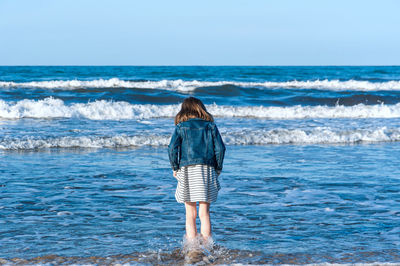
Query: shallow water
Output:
[[1, 144, 399, 264]]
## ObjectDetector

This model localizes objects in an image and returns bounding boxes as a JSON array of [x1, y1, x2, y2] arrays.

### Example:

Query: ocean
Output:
[[0, 66, 399, 265]]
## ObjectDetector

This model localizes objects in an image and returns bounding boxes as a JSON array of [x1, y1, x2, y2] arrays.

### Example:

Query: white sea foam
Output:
[[0, 98, 178, 120], [1, 98, 400, 120], [222, 127, 400, 145], [1, 78, 400, 91], [1, 127, 399, 150], [0, 135, 169, 150], [208, 103, 400, 119]]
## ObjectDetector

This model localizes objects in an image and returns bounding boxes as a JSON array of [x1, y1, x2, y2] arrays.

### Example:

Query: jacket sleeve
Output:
[[212, 124, 226, 171], [168, 126, 182, 171]]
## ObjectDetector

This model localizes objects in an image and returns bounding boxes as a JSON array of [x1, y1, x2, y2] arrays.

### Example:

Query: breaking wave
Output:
[[1, 78, 400, 91], [1, 127, 399, 150], [222, 127, 400, 145], [1, 98, 400, 120], [0, 135, 169, 150]]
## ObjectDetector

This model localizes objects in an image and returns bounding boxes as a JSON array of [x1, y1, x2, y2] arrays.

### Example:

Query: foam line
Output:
[[1, 78, 400, 91], [1, 98, 400, 120], [1, 127, 399, 149]]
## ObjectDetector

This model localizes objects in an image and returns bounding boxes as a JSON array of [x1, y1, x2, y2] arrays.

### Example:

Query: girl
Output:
[[168, 97, 225, 245]]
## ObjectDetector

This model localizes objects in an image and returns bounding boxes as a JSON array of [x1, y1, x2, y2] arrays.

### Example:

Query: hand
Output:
[[173, 171, 177, 178], [216, 170, 221, 176]]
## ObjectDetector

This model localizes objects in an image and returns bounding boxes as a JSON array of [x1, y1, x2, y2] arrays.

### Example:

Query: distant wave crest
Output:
[[1, 98, 400, 120], [1, 78, 400, 91], [1, 127, 399, 150]]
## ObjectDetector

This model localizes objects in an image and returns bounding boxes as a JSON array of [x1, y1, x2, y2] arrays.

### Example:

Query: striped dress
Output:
[[175, 164, 221, 203]]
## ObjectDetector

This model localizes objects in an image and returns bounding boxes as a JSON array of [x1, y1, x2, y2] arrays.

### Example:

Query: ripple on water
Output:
[[1, 247, 400, 265]]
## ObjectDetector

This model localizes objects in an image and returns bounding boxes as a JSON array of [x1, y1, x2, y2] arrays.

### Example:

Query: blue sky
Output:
[[0, 0, 399, 65]]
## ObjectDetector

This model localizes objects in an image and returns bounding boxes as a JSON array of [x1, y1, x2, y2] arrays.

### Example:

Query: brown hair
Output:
[[174, 97, 214, 125]]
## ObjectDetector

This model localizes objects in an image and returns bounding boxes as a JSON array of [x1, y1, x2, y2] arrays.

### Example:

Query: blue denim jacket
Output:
[[168, 118, 226, 171]]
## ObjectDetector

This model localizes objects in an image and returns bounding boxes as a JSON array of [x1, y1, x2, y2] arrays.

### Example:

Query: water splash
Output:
[[181, 235, 217, 264]]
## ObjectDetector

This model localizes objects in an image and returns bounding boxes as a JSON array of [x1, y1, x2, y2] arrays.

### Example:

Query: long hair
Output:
[[174, 97, 214, 125]]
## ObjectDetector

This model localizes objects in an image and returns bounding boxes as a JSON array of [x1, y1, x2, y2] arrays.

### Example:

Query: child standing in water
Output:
[[168, 97, 225, 247]]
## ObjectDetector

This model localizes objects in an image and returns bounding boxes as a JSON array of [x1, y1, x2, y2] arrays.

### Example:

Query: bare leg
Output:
[[185, 202, 197, 240], [199, 202, 211, 241]]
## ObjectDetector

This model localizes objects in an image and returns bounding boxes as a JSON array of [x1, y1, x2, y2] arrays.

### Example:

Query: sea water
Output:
[[0, 66, 399, 265]]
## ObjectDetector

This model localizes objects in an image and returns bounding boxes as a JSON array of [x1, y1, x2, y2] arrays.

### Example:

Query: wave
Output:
[[0, 98, 177, 120], [0, 135, 169, 150], [2, 98, 400, 120], [223, 127, 400, 145], [1, 78, 400, 91], [1, 127, 399, 150]]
